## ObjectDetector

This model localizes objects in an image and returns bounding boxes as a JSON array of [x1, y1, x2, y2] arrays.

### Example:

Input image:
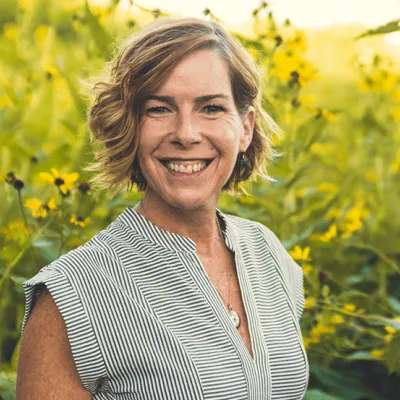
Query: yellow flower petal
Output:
[[343, 303, 356, 312], [50, 168, 60, 178], [47, 197, 57, 210], [330, 315, 344, 325], [25, 198, 42, 211], [371, 349, 385, 359], [62, 172, 79, 184], [59, 184, 68, 194], [39, 172, 55, 184], [385, 326, 397, 335]]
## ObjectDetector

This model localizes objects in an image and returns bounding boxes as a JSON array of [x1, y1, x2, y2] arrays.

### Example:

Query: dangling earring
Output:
[[239, 152, 249, 167]]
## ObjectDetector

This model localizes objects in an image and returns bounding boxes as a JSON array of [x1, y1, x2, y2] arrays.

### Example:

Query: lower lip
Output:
[[160, 160, 214, 177]]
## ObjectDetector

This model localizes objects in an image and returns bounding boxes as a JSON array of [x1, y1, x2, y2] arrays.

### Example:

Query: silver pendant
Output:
[[228, 309, 241, 329]]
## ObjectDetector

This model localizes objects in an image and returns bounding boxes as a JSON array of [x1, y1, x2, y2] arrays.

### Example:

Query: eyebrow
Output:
[[144, 94, 230, 106]]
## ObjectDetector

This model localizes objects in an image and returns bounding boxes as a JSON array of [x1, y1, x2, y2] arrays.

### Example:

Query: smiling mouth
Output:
[[159, 159, 214, 174]]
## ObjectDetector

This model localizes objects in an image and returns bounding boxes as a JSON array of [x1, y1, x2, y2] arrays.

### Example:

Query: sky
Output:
[[120, 0, 400, 45]]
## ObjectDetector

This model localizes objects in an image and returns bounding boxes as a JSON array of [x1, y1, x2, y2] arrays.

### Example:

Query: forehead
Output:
[[155, 49, 232, 97]]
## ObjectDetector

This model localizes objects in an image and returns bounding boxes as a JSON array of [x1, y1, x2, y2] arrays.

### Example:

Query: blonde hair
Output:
[[85, 17, 281, 197]]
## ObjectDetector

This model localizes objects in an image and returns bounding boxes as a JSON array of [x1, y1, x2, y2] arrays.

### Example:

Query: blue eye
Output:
[[204, 104, 225, 114]]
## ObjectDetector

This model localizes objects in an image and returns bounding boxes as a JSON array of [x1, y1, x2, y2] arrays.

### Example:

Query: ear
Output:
[[239, 106, 255, 152]]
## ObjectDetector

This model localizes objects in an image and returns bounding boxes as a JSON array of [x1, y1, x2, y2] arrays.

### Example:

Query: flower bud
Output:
[[319, 270, 329, 283], [14, 179, 24, 190]]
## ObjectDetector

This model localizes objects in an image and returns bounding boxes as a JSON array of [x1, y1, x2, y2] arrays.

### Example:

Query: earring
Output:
[[239, 152, 249, 167]]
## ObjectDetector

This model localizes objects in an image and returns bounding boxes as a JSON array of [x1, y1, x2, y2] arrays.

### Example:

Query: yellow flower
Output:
[[70, 214, 89, 228], [371, 349, 385, 359], [305, 297, 315, 309], [271, 51, 300, 81], [312, 224, 338, 242], [297, 94, 315, 105], [286, 31, 307, 53], [2, 220, 30, 245], [39, 168, 79, 194], [320, 224, 337, 242], [47, 197, 57, 210], [4, 23, 18, 41], [302, 264, 312, 277], [385, 326, 397, 335], [43, 65, 59, 78], [302, 336, 311, 349], [342, 303, 356, 312], [289, 245, 312, 261], [310, 323, 336, 342], [297, 61, 319, 87], [330, 315, 344, 325], [25, 197, 57, 219], [339, 202, 370, 238]]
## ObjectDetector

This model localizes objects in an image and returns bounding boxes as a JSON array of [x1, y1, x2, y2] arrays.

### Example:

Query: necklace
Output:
[[215, 215, 241, 329], [135, 198, 241, 329]]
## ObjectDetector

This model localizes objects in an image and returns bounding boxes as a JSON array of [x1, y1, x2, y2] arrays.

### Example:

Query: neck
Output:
[[134, 192, 224, 256]]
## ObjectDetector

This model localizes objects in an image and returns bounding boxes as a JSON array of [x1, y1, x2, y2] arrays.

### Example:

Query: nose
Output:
[[170, 112, 202, 148]]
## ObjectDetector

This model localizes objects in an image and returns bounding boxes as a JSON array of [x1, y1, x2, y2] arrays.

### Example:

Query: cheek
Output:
[[210, 119, 243, 148]]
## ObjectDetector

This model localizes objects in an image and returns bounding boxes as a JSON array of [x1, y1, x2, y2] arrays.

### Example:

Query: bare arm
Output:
[[16, 287, 92, 400]]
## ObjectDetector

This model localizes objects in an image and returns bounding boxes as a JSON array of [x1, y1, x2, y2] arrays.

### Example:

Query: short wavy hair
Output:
[[85, 17, 281, 197]]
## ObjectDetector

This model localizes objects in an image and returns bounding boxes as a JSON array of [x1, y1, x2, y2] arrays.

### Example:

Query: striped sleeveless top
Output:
[[21, 207, 309, 399]]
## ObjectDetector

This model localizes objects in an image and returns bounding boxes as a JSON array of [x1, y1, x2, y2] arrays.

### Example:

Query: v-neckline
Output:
[[193, 242, 256, 363], [119, 206, 258, 362]]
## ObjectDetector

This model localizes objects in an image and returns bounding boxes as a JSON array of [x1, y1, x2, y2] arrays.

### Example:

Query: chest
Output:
[[197, 249, 254, 359], [82, 240, 309, 399]]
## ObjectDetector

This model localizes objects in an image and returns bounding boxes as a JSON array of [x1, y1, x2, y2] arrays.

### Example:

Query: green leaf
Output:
[[386, 332, 400, 375], [346, 351, 374, 360], [305, 389, 340, 400], [11, 338, 20, 370], [283, 225, 315, 249], [356, 20, 400, 39], [389, 296, 400, 314], [311, 365, 387, 400], [33, 237, 61, 262]]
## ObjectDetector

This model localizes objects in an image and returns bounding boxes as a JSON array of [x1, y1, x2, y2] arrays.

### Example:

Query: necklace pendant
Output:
[[228, 307, 241, 329]]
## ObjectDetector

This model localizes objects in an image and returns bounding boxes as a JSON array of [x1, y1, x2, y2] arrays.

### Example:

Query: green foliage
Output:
[[0, 0, 400, 398], [356, 19, 400, 39]]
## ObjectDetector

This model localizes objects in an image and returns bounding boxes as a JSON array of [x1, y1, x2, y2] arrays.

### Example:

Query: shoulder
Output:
[[17, 287, 92, 399], [225, 212, 285, 252], [44, 221, 124, 277]]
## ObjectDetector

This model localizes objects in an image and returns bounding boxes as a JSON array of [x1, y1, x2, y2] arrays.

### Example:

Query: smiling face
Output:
[[136, 49, 255, 212]]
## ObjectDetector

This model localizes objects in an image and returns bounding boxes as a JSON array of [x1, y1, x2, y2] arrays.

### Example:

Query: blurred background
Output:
[[0, 0, 400, 399]]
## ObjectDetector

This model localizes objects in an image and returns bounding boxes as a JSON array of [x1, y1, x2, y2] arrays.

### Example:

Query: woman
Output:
[[17, 17, 309, 399]]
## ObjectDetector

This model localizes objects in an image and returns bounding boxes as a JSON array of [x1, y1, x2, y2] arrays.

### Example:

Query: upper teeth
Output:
[[166, 161, 207, 173]]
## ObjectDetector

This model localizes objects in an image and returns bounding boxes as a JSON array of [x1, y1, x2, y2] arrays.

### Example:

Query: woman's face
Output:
[[137, 49, 255, 211]]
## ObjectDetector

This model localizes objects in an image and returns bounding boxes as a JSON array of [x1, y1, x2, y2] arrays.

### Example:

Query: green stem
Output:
[[17, 190, 38, 272], [0, 217, 54, 293]]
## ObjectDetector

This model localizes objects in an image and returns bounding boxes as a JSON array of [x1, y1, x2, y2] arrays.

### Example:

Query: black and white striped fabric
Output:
[[21, 207, 309, 399]]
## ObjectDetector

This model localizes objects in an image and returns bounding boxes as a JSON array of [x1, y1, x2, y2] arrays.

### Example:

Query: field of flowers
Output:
[[0, 0, 399, 399]]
